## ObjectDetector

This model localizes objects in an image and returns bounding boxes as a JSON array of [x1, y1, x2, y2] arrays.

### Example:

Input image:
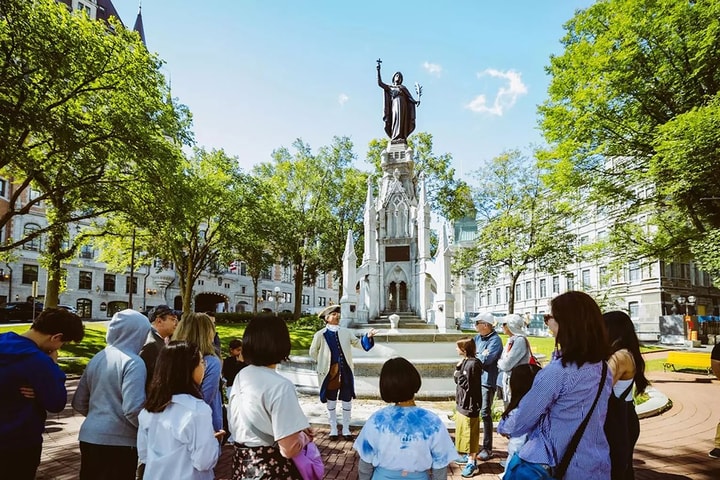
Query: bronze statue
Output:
[[377, 59, 421, 144]]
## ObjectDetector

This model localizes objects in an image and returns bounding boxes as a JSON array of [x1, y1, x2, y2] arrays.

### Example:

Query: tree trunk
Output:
[[251, 276, 260, 314], [508, 272, 521, 314], [293, 263, 304, 320], [44, 224, 65, 308]]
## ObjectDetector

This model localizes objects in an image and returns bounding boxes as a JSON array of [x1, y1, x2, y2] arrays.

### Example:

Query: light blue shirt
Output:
[[473, 330, 503, 387]]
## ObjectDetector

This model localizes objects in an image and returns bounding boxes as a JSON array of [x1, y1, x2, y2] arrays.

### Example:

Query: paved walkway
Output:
[[37, 368, 720, 479]]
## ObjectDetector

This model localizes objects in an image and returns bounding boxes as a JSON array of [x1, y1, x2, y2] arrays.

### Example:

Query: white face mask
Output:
[[326, 324, 340, 332]]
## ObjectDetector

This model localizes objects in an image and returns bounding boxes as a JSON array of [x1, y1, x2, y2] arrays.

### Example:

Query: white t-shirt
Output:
[[137, 394, 219, 480], [227, 365, 310, 446], [353, 405, 456, 472]]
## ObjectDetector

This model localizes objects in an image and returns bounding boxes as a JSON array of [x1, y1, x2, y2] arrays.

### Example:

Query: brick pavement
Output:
[[36, 369, 720, 479]]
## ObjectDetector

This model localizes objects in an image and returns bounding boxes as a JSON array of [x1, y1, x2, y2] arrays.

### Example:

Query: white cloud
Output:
[[464, 69, 528, 116], [338, 93, 349, 106], [422, 61, 442, 76]]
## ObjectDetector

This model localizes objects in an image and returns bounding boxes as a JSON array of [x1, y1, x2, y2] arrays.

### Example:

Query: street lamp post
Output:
[[678, 295, 698, 340], [273, 286, 281, 315]]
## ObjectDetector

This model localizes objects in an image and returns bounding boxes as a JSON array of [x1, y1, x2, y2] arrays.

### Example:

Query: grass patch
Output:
[[2, 322, 318, 375]]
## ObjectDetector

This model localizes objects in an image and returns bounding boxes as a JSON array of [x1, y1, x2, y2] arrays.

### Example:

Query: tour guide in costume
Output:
[[309, 305, 377, 441]]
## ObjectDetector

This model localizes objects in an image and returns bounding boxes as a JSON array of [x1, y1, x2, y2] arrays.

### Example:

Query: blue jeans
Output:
[[481, 385, 496, 452]]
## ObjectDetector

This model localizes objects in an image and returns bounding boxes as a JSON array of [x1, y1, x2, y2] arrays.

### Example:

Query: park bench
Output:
[[663, 351, 712, 375]]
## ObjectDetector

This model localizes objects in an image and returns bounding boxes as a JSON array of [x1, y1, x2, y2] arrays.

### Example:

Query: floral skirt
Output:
[[232, 443, 302, 480]]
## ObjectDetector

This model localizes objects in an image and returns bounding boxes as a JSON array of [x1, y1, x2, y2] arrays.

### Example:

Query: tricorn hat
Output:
[[319, 305, 341, 320]]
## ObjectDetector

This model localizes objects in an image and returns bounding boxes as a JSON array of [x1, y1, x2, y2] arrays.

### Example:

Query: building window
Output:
[[582, 269, 591, 289], [539, 279, 547, 298], [29, 187, 41, 203], [318, 296, 327, 307], [78, 271, 92, 290], [22, 264, 39, 284], [628, 261, 641, 283], [566, 273, 575, 291], [23, 224, 41, 251], [281, 265, 292, 283], [76, 298, 92, 318], [197, 279, 204, 286], [0, 178, 6, 198], [302, 294, 310, 305], [224, 283, 230, 289], [283, 292, 292, 303], [239, 262, 247, 276], [79, 245, 94, 259], [241, 286, 246, 294], [125, 276, 138, 294], [515, 284, 521, 302], [505, 286, 510, 303], [486, 290, 491, 306], [495, 288, 501, 305], [317, 273, 327, 289], [525, 281, 533, 300], [104, 274, 116, 292], [599, 266, 608, 287], [552, 276, 560, 294], [261, 268, 272, 280], [628, 301, 639, 320]]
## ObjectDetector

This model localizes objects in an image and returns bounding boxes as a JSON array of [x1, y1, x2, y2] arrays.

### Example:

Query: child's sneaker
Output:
[[461, 463, 477, 478], [454, 454, 469, 464]]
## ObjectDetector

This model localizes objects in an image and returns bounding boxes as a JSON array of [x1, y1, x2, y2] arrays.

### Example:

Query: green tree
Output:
[[539, 0, 720, 275], [226, 179, 279, 314], [0, 0, 191, 306], [97, 148, 253, 313], [453, 150, 577, 313], [254, 137, 359, 318], [366, 132, 474, 222]]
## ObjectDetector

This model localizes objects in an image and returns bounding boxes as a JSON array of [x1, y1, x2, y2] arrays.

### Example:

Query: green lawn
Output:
[[4, 323, 706, 376], [0, 323, 317, 375]]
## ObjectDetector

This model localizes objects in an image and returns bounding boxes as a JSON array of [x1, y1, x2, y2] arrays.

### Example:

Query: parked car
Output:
[[0, 302, 44, 323], [57, 304, 78, 314]]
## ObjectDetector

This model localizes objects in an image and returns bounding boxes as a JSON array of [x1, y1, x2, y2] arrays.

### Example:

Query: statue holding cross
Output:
[[376, 59, 422, 144]]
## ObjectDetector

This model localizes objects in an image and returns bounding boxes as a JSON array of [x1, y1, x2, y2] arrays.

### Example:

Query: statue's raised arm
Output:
[[376, 59, 420, 144]]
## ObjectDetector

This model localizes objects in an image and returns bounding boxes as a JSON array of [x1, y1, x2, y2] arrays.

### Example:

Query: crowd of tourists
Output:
[[1, 289, 701, 479]]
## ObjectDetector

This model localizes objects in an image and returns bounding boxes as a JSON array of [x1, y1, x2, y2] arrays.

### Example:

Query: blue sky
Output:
[[112, 0, 594, 178]]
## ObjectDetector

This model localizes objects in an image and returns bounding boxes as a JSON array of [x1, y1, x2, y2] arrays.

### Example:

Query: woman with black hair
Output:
[[227, 316, 313, 480], [353, 357, 456, 480], [603, 311, 649, 480], [501, 291, 613, 479], [137, 341, 220, 479]]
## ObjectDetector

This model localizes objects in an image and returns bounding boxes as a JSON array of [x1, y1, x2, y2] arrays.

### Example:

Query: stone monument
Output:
[[337, 60, 455, 332]]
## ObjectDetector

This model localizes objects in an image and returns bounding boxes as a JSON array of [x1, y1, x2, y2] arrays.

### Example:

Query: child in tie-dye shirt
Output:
[[353, 357, 456, 480]]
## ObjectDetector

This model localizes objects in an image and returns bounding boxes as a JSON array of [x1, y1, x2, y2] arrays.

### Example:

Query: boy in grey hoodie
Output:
[[72, 309, 151, 480]]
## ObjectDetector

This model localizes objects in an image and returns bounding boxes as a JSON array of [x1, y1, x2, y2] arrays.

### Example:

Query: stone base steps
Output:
[[277, 358, 458, 401]]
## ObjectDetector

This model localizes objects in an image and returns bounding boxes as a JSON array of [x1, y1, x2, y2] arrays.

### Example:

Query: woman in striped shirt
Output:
[[499, 291, 613, 479]]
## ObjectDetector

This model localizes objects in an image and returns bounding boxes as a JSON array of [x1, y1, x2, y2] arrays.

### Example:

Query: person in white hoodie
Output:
[[72, 309, 151, 480]]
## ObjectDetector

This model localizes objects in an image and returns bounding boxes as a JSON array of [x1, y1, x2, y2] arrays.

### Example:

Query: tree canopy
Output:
[[0, 0, 191, 306], [539, 0, 720, 278], [453, 150, 577, 313]]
